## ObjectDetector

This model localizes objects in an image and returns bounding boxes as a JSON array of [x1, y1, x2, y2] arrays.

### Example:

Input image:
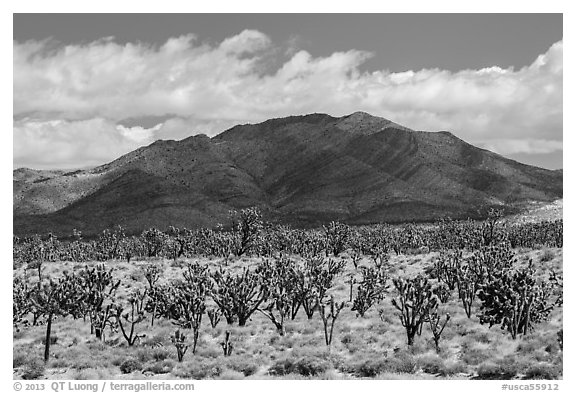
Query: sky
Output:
[[13, 13, 563, 170]]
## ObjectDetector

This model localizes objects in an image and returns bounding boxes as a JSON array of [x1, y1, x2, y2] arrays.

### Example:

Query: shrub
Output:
[[476, 361, 517, 379], [387, 352, 418, 374], [226, 357, 260, 377], [461, 346, 492, 366], [442, 360, 467, 376], [524, 363, 561, 380], [74, 368, 103, 380], [150, 348, 171, 362], [418, 354, 445, 374], [268, 357, 296, 376], [294, 356, 331, 376], [21, 358, 45, 380], [353, 358, 388, 377], [13, 350, 28, 368], [143, 360, 174, 375], [341, 333, 363, 354], [47, 358, 68, 368], [119, 359, 142, 374], [185, 360, 223, 379], [71, 358, 97, 370]]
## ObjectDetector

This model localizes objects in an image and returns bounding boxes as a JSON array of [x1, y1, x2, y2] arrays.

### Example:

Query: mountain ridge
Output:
[[13, 112, 562, 236]]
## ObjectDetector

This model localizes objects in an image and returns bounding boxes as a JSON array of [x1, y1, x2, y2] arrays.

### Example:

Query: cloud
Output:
[[13, 118, 152, 169], [479, 139, 563, 155], [13, 117, 240, 169], [13, 31, 562, 169]]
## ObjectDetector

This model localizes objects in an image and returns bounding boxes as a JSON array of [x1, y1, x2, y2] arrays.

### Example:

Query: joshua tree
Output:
[[391, 275, 435, 346], [207, 308, 221, 328], [171, 329, 190, 362], [351, 265, 389, 317], [319, 296, 346, 347], [211, 266, 268, 326], [477, 262, 555, 339], [229, 207, 264, 256], [221, 330, 234, 356], [13, 275, 31, 329], [114, 289, 147, 346], [165, 262, 212, 353], [323, 221, 351, 257], [426, 306, 450, 353], [258, 257, 298, 335], [28, 273, 84, 361]]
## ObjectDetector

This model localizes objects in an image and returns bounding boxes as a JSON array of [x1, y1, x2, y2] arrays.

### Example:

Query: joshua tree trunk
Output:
[[44, 313, 53, 362]]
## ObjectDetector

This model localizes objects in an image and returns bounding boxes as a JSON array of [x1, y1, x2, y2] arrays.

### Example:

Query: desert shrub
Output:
[[196, 346, 221, 359], [517, 334, 560, 360], [268, 357, 296, 376], [226, 356, 260, 376], [119, 359, 142, 374], [442, 360, 468, 376], [111, 356, 124, 367], [460, 345, 492, 366], [143, 360, 174, 375], [524, 363, 561, 380], [135, 347, 170, 363], [13, 350, 28, 368], [386, 352, 418, 374], [142, 334, 166, 348], [294, 356, 331, 376], [476, 361, 518, 379], [340, 333, 354, 345], [341, 333, 363, 353], [471, 331, 492, 344], [47, 358, 68, 368], [87, 341, 108, 352], [418, 354, 445, 374], [71, 357, 98, 370], [74, 368, 104, 380], [353, 358, 388, 377], [21, 358, 45, 380], [151, 348, 171, 362], [183, 360, 223, 379]]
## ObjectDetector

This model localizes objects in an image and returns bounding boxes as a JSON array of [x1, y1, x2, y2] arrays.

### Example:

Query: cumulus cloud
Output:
[[12, 116, 241, 169], [13, 118, 151, 169], [13, 31, 562, 169]]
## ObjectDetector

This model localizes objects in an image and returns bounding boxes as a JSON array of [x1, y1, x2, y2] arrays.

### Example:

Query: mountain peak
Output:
[[346, 111, 381, 120], [336, 111, 409, 135]]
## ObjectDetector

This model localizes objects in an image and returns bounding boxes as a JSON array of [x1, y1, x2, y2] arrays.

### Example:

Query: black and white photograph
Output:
[[10, 10, 565, 385]]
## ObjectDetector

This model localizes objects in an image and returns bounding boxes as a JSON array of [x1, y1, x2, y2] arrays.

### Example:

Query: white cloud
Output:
[[479, 139, 563, 155], [116, 123, 161, 143], [13, 117, 240, 169], [13, 31, 562, 168], [13, 118, 152, 169]]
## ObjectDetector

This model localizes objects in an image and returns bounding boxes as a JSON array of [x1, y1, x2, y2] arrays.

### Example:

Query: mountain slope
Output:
[[13, 112, 562, 236]]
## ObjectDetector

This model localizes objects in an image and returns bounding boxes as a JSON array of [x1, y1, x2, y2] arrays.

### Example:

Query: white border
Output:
[[3, 2, 572, 392]]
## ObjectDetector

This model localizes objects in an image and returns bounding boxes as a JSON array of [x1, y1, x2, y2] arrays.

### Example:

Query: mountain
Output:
[[13, 112, 563, 236]]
